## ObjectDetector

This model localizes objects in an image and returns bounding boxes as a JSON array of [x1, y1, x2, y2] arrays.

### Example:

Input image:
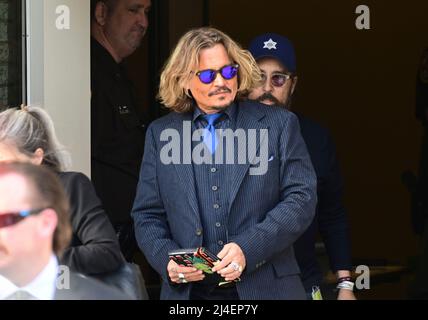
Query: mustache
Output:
[[209, 87, 231, 97], [256, 93, 281, 105]]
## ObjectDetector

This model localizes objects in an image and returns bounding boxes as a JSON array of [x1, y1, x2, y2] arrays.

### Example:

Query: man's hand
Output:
[[337, 289, 357, 300], [212, 243, 246, 282], [167, 260, 205, 284]]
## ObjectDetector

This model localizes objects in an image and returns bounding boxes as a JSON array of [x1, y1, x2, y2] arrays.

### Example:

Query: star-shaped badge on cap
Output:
[[263, 38, 277, 50]]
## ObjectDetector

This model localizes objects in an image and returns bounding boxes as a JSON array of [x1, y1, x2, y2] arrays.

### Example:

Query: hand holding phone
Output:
[[168, 247, 240, 286], [167, 258, 205, 284]]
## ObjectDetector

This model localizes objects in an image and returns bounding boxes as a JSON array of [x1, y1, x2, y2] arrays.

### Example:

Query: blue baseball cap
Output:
[[248, 33, 296, 73]]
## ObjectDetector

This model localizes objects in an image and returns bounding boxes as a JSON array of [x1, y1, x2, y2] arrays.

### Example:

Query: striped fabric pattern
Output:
[[132, 100, 317, 300]]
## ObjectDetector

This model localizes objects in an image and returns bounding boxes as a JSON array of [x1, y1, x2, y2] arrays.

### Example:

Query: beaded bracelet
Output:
[[337, 276, 352, 283]]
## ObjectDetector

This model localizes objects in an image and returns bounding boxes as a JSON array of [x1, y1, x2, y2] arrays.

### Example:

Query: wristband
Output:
[[336, 280, 354, 291]]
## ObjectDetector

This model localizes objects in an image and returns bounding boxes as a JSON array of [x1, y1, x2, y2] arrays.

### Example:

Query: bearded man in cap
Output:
[[248, 33, 355, 300]]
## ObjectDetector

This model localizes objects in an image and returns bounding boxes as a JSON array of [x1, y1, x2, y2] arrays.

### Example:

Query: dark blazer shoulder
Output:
[[57, 172, 96, 209], [151, 110, 189, 125], [55, 272, 131, 300], [238, 100, 301, 134], [239, 99, 296, 119], [239, 99, 286, 115], [58, 171, 91, 189], [149, 101, 297, 132]]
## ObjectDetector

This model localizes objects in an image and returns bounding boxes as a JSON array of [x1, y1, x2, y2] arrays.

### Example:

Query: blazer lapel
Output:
[[228, 104, 269, 212], [169, 113, 200, 221], [166, 105, 268, 217]]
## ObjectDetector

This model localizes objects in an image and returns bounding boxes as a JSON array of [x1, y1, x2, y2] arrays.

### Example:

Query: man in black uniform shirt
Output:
[[90, 0, 151, 260]]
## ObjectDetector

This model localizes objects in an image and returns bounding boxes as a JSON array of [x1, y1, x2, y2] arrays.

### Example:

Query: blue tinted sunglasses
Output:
[[196, 64, 239, 84], [0, 208, 47, 228]]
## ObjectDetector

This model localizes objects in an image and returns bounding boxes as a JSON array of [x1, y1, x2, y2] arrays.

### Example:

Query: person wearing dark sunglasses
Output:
[[0, 106, 124, 277], [133, 27, 317, 300], [0, 162, 129, 300], [248, 33, 355, 300], [195, 64, 240, 84], [0, 208, 48, 229]]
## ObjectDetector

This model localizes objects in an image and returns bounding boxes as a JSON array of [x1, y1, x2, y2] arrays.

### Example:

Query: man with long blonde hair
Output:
[[132, 27, 317, 300]]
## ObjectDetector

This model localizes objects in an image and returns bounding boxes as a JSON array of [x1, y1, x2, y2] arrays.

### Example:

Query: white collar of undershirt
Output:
[[0, 255, 58, 300]]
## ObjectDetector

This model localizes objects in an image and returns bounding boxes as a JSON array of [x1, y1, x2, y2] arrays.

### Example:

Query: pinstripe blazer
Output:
[[132, 100, 317, 300]]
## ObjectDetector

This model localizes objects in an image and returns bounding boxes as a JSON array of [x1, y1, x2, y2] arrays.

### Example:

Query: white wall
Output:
[[26, 0, 91, 176]]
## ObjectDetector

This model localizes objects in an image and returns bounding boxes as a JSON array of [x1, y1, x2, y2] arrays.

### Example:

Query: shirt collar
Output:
[[91, 37, 123, 75], [0, 255, 59, 300], [192, 102, 237, 123]]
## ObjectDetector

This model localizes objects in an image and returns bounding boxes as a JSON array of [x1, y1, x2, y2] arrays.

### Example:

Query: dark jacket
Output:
[[55, 271, 131, 300], [59, 172, 125, 275], [90, 38, 147, 225], [132, 101, 317, 299], [293, 114, 352, 291]]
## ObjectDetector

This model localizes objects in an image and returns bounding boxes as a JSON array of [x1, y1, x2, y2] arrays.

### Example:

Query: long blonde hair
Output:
[[158, 27, 262, 113]]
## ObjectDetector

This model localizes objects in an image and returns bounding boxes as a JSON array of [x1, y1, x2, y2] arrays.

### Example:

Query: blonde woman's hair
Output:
[[0, 106, 71, 172], [158, 27, 262, 113]]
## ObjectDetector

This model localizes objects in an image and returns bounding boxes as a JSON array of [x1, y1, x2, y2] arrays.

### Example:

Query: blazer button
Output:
[[196, 229, 203, 236]]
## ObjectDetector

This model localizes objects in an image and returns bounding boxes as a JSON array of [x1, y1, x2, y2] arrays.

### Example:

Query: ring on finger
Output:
[[230, 261, 242, 273]]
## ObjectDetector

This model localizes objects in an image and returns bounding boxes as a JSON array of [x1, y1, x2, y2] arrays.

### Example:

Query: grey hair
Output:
[[0, 106, 71, 172]]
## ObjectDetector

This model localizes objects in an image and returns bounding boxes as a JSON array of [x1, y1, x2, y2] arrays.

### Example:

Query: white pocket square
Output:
[[268, 155, 275, 162]]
